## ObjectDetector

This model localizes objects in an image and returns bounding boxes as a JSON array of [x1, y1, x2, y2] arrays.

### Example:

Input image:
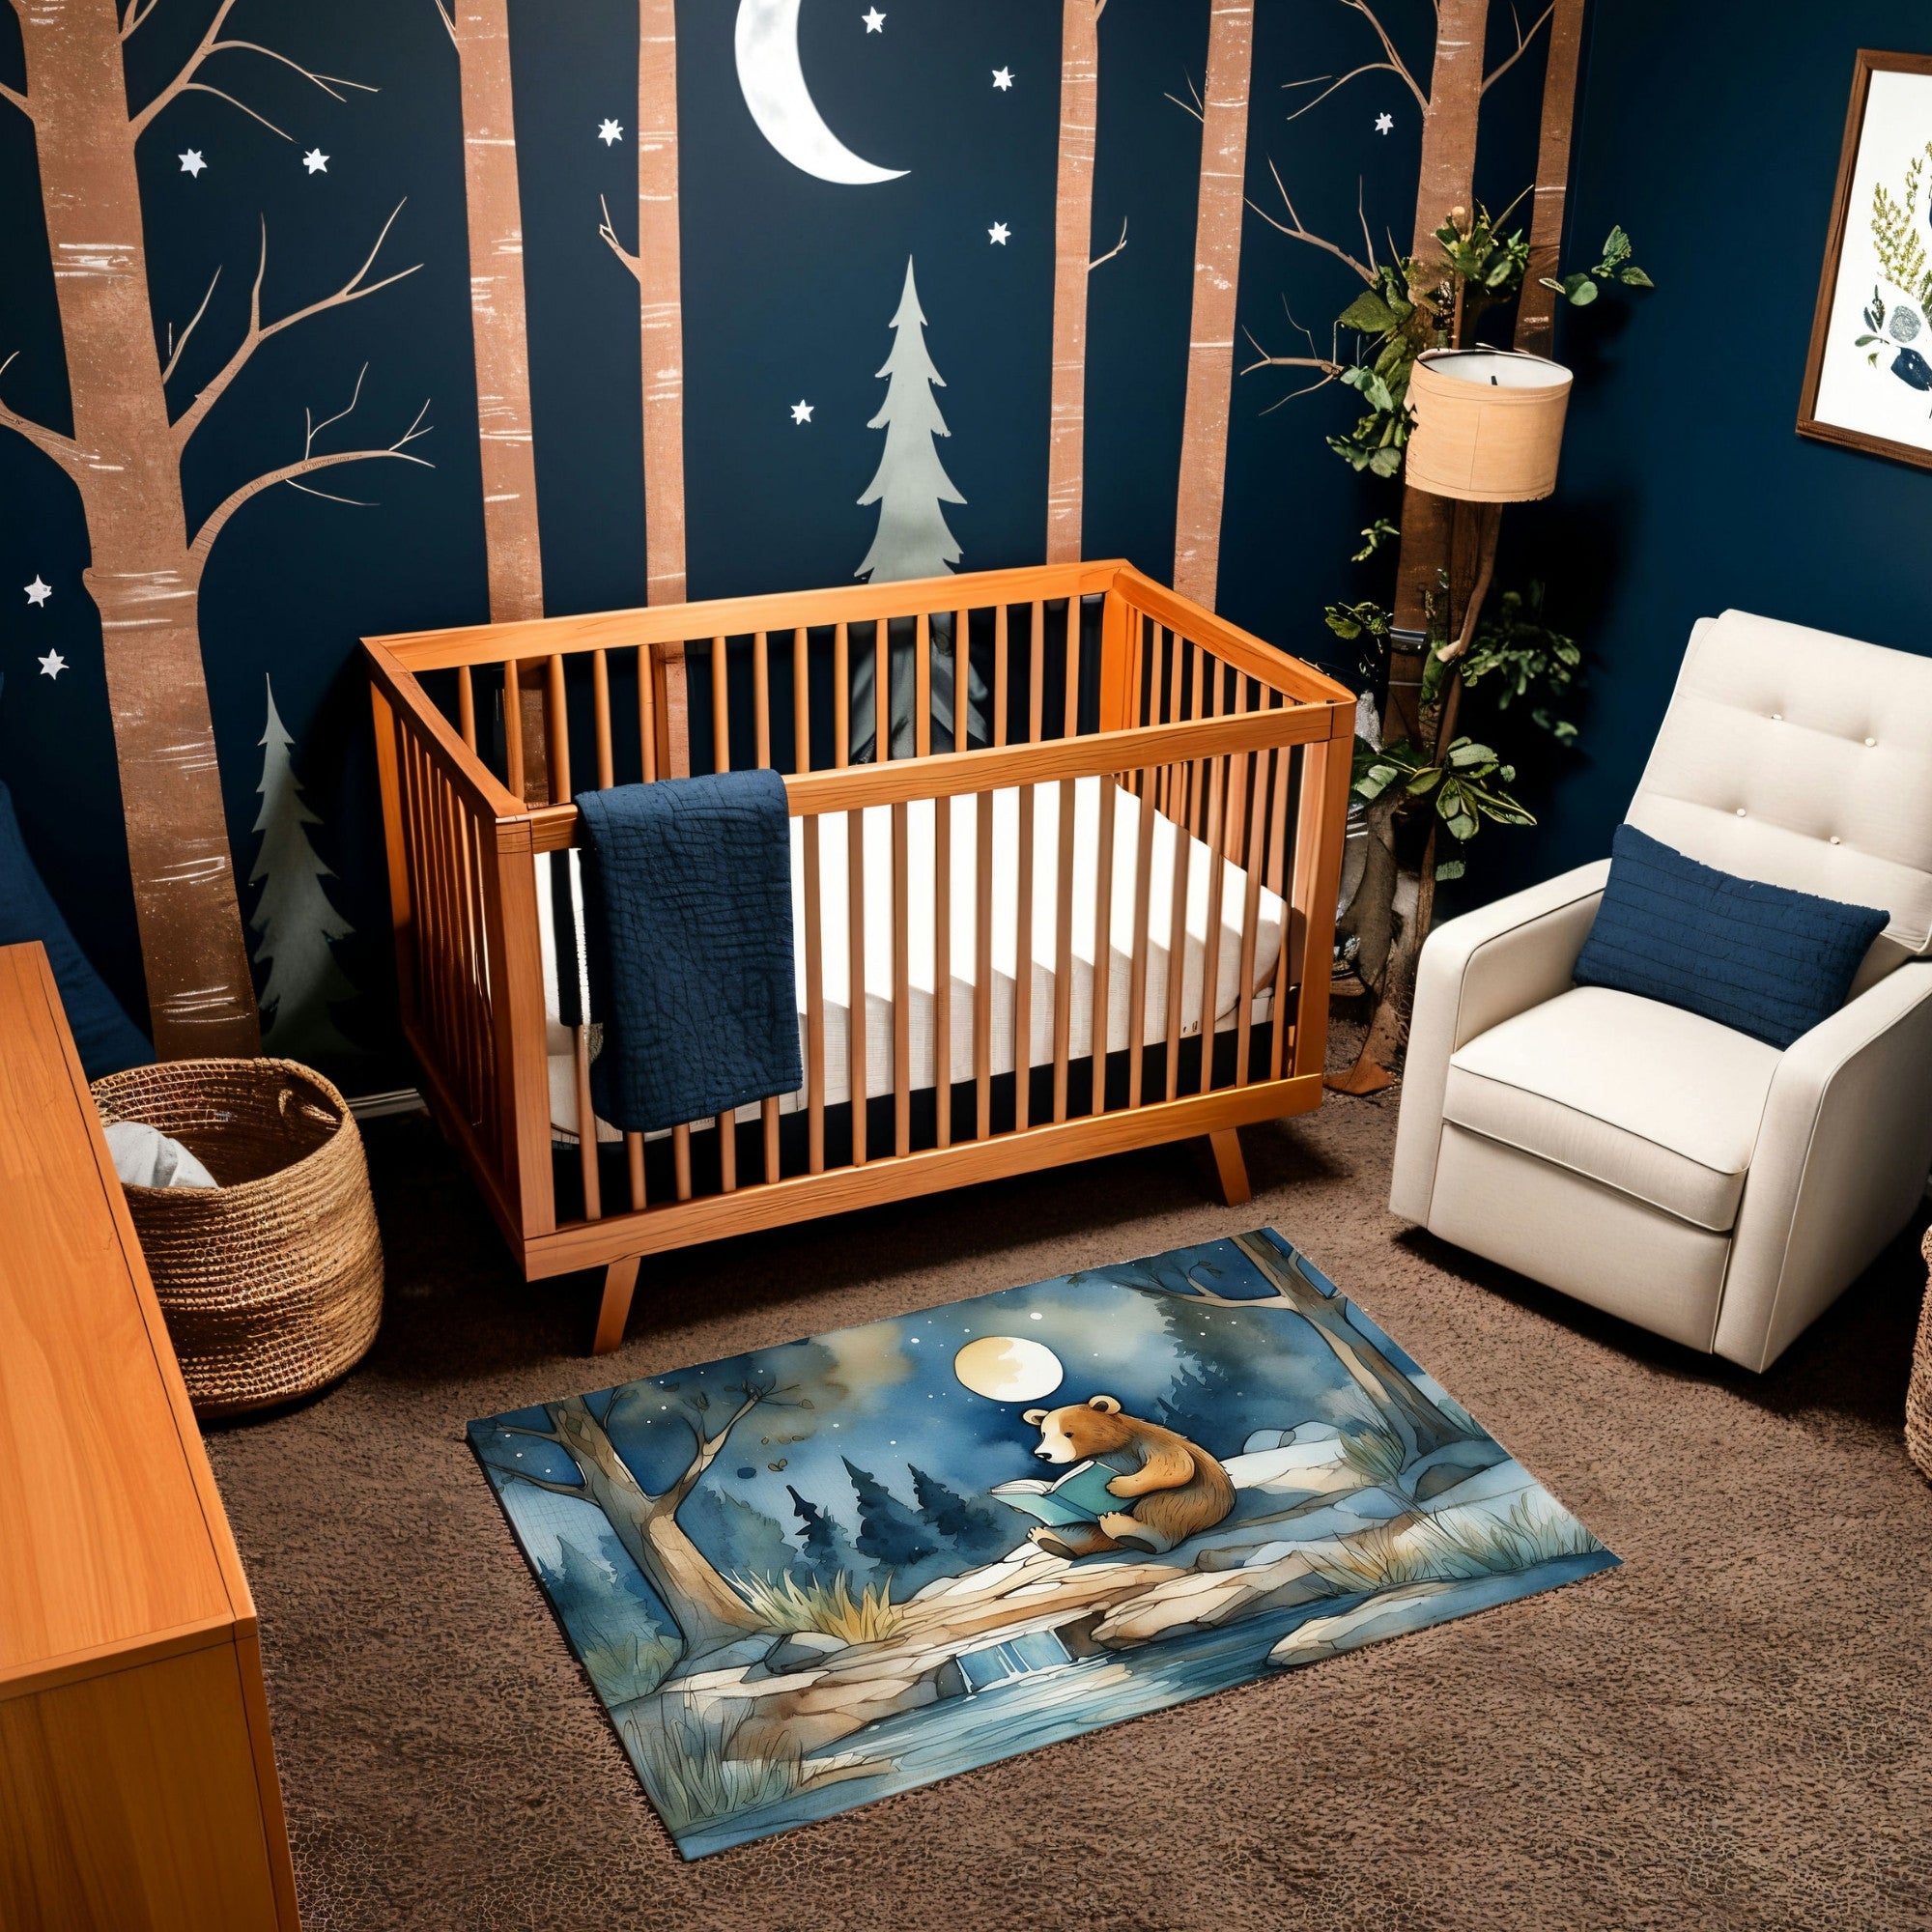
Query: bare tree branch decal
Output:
[[169, 204, 419, 450], [1482, 1, 1554, 95], [1088, 214, 1128, 272]]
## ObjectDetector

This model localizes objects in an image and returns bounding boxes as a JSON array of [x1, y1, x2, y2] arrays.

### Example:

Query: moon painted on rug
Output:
[[953, 1336, 1064, 1403], [734, 0, 907, 185]]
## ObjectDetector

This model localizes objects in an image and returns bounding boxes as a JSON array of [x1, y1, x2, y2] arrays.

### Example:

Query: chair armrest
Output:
[[1389, 859, 1610, 1224], [1716, 961, 1932, 1371]]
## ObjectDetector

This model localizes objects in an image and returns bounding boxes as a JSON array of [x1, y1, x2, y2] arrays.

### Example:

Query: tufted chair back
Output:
[[1627, 610, 1932, 991]]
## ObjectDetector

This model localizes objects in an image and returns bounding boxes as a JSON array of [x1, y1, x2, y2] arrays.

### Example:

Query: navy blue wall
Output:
[[1490, 0, 1932, 903], [0, 0, 1556, 1083]]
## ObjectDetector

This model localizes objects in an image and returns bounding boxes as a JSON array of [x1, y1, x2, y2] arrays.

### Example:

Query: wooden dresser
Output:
[[0, 943, 300, 1931]]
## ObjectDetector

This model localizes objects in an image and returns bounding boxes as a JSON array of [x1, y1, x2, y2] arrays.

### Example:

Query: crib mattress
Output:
[[539, 776, 1292, 1144]]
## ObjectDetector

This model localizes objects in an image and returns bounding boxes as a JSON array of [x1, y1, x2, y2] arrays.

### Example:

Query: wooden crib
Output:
[[366, 561, 1352, 1350]]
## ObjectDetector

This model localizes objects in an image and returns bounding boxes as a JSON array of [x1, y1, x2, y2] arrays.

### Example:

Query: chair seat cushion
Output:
[[1443, 985, 1783, 1231], [1573, 823, 1889, 1049]]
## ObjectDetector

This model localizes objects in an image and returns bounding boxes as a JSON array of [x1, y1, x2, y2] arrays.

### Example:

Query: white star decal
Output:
[[1375, 112, 1394, 134], [790, 399, 814, 424], [597, 117, 623, 146], [988, 221, 1009, 245], [992, 67, 1014, 90], [24, 576, 51, 608], [37, 649, 66, 680], [301, 148, 329, 174], [862, 6, 885, 29], [179, 149, 207, 177]]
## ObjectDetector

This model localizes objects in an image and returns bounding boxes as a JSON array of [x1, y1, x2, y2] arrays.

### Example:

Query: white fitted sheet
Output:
[[540, 776, 1291, 1144]]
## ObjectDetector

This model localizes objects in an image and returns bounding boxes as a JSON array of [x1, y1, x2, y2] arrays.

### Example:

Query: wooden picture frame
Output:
[[1798, 49, 1932, 469]]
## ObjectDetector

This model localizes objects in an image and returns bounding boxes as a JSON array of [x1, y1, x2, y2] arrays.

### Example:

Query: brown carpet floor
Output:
[[204, 1064, 1932, 1932]]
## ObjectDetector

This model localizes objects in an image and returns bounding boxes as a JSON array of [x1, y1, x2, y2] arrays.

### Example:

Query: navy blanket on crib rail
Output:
[[571, 770, 801, 1136]]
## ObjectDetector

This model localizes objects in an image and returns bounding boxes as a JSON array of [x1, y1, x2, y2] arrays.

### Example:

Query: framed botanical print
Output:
[[1799, 49, 1932, 469]]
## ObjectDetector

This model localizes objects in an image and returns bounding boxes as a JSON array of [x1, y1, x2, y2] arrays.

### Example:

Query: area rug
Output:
[[469, 1229, 1618, 1858]]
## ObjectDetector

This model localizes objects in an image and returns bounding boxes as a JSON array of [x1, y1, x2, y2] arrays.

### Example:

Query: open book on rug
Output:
[[989, 1459, 1123, 1527]]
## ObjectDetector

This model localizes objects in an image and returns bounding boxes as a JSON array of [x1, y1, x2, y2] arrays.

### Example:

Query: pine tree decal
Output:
[[856, 256, 965, 583], [850, 256, 984, 758], [248, 677, 358, 1058]]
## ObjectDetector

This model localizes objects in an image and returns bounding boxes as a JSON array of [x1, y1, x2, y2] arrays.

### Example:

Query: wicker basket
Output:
[[1910, 1228, 1932, 1484], [92, 1058, 384, 1418]]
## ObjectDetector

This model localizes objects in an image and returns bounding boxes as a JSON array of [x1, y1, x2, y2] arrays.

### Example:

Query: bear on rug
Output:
[[1019, 1394, 1236, 1557]]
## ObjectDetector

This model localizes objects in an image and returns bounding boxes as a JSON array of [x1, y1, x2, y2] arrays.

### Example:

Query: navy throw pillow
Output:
[[0, 781, 153, 1078], [1573, 824, 1889, 1050]]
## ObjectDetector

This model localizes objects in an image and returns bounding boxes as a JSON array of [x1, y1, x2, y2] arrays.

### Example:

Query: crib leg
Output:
[[592, 1257, 640, 1354], [1206, 1129, 1251, 1208]]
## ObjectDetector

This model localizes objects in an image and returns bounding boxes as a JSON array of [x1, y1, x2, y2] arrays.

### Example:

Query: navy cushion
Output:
[[0, 781, 153, 1079], [1573, 824, 1889, 1050]]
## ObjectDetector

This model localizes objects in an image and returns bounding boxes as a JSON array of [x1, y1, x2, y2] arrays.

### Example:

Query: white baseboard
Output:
[[346, 1087, 427, 1122]]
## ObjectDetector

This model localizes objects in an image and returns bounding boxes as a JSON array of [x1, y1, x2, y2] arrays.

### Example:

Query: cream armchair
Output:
[[1390, 610, 1932, 1371]]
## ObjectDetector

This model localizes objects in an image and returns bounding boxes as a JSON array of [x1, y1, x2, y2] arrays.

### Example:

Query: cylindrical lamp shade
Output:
[[1405, 347, 1573, 501]]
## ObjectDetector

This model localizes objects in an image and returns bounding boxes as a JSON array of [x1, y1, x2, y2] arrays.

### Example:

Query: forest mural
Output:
[[472, 1230, 1617, 1856], [0, 0, 1564, 1085]]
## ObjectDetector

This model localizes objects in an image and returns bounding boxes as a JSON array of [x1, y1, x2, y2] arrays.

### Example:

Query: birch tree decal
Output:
[[1045, 0, 1123, 564], [599, 0, 688, 607], [0, 0, 429, 1059], [248, 677, 356, 1059], [436, 0, 543, 623], [436, 0, 551, 801], [1171, 0, 1254, 609]]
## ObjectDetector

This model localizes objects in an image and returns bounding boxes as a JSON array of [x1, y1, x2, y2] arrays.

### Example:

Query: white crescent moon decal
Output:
[[734, 0, 908, 186]]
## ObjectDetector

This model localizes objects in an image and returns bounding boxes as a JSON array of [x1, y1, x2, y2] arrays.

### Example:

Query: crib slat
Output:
[[1126, 767, 1156, 1110], [993, 605, 1010, 750], [574, 1027, 601, 1220], [626, 1132, 647, 1210], [805, 814, 827, 1174], [1029, 601, 1046, 746], [718, 1112, 736, 1192], [458, 666, 476, 752], [935, 792, 952, 1149], [502, 659, 526, 798], [1051, 778, 1075, 1122], [874, 622, 890, 763], [660, 641, 693, 780], [915, 612, 931, 759], [1161, 628, 1181, 812], [1224, 674, 1251, 864], [953, 607, 967, 751], [547, 653, 570, 804], [1236, 747, 1264, 1086], [848, 810, 867, 1165], [673, 1122, 693, 1201], [892, 801, 911, 1157], [592, 648, 614, 790], [1268, 744, 1296, 1081], [974, 789, 993, 1140], [793, 627, 810, 773], [1092, 774, 1117, 1118], [1014, 782, 1036, 1131], [711, 634, 730, 774], [763, 1097, 781, 1183], [638, 644, 658, 783], [1198, 753, 1228, 1094], [1064, 597, 1081, 740], [1163, 778, 1191, 1104], [835, 622, 850, 770], [753, 630, 771, 769]]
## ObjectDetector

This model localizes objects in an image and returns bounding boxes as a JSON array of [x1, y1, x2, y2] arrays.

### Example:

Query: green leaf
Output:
[[1404, 767, 1443, 796], [1618, 267, 1655, 289], [1601, 225, 1632, 265], [1337, 291, 1400, 333], [1435, 858, 1466, 883], [1446, 738, 1495, 768], [1566, 276, 1600, 307]]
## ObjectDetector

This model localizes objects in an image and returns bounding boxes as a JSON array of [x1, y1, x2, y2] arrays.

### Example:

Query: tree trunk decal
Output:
[[1171, 0, 1253, 609], [0, 1, 428, 1059], [441, 0, 543, 623], [602, 0, 688, 606], [1045, 0, 1101, 564]]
